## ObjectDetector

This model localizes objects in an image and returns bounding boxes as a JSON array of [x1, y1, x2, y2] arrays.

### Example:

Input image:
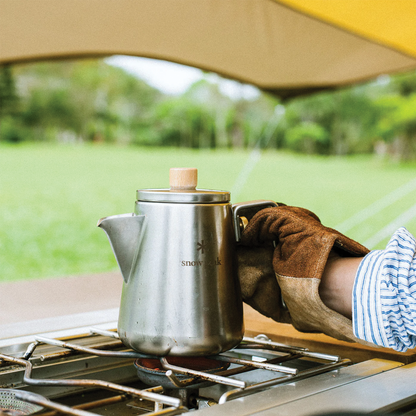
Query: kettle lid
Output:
[[137, 168, 230, 203]]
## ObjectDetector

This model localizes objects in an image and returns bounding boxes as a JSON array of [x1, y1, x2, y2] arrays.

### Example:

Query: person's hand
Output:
[[238, 205, 370, 343], [237, 244, 291, 324]]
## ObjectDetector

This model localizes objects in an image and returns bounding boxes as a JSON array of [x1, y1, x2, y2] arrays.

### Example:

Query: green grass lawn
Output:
[[2, 142, 416, 282]]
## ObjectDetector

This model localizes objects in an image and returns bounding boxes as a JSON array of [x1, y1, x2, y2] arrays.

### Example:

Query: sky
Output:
[[106, 55, 203, 95], [106, 55, 260, 100]]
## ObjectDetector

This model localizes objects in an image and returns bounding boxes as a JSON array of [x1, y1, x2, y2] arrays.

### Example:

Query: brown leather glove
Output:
[[238, 205, 370, 343], [237, 244, 291, 323]]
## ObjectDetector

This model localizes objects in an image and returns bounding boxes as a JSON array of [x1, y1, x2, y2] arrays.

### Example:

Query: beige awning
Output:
[[1, 0, 416, 98]]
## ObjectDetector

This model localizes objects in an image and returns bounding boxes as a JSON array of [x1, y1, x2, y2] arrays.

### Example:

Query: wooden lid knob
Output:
[[169, 168, 198, 190]]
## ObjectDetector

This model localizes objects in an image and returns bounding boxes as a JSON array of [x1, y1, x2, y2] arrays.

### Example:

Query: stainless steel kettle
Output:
[[98, 168, 276, 356]]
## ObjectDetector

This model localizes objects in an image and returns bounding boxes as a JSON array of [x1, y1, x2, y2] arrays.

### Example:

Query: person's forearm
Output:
[[319, 227, 416, 352], [319, 252, 363, 320]]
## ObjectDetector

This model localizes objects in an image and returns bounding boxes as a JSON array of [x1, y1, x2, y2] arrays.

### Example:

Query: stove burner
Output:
[[134, 357, 230, 389], [0, 390, 43, 416], [0, 330, 353, 415]]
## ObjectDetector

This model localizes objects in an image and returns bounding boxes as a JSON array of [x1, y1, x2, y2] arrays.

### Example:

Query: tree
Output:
[[150, 93, 216, 148], [282, 84, 381, 155], [0, 64, 28, 142], [0, 65, 19, 117], [374, 94, 416, 160], [285, 122, 328, 154], [14, 59, 163, 144], [7, 57, 416, 159]]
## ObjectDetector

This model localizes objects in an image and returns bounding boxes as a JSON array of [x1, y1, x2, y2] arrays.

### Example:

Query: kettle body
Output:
[[118, 197, 243, 356], [98, 168, 277, 356]]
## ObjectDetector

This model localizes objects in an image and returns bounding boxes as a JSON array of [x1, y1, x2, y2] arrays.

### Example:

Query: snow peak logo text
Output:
[[181, 257, 222, 267]]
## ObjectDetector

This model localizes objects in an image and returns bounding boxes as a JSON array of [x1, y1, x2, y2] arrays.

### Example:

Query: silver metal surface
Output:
[[98, 169, 282, 357], [252, 361, 416, 416], [89, 328, 119, 338], [218, 359, 350, 404], [232, 200, 278, 242], [99, 193, 282, 357], [2, 321, 415, 416], [0, 341, 139, 399], [0, 309, 118, 347], [0, 389, 44, 415], [161, 358, 246, 389], [14, 391, 186, 416], [0, 353, 181, 408], [193, 359, 404, 416], [100, 197, 245, 356], [34, 336, 152, 358], [137, 189, 230, 203], [13, 391, 96, 416], [212, 355, 297, 375], [242, 336, 307, 352], [97, 213, 145, 283]]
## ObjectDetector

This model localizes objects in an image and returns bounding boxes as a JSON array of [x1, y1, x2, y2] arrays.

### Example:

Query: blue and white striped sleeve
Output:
[[352, 227, 416, 352]]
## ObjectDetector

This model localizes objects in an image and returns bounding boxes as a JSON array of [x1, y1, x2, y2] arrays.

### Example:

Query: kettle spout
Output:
[[97, 213, 145, 283]]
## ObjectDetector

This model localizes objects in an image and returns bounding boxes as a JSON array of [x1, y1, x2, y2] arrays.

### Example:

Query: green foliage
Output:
[[376, 95, 416, 135], [0, 116, 29, 143], [285, 122, 328, 154], [146, 79, 280, 150], [11, 60, 162, 144], [373, 82, 416, 160], [0, 65, 19, 117], [2, 143, 416, 282], [6, 60, 282, 151], [3, 58, 416, 160], [391, 71, 416, 96], [0, 65, 24, 143], [151, 94, 215, 148], [283, 86, 379, 155]]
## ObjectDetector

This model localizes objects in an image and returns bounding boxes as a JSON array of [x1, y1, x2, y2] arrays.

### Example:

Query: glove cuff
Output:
[[277, 273, 373, 343], [276, 233, 371, 343]]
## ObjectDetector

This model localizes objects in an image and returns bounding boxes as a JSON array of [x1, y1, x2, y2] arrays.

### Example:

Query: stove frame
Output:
[[0, 328, 352, 416], [2, 312, 416, 416]]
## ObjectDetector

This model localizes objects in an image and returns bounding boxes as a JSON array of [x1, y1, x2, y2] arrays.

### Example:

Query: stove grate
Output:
[[0, 330, 351, 416]]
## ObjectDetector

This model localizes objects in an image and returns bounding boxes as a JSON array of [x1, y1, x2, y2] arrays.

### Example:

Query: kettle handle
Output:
[[232, 200, 278, 242]]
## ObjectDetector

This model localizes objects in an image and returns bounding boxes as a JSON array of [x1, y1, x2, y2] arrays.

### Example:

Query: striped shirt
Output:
[[353, 227, 416, 352]]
